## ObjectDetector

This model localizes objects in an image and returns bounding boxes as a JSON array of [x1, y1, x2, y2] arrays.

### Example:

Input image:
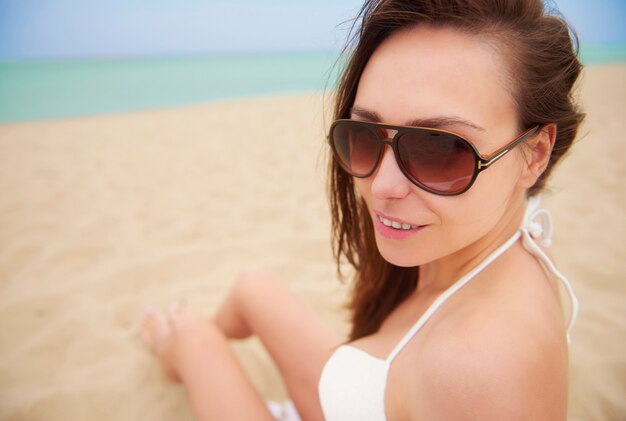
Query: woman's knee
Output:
[[233, 267, 283, 296]]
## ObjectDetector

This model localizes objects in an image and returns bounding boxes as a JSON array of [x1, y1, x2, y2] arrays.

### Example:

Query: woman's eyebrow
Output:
[[349, 107, 381, 122], [350, 106, 485, 131]]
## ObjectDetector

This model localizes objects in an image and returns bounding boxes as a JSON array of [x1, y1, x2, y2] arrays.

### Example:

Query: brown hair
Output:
[[327, 0, 585, 341]]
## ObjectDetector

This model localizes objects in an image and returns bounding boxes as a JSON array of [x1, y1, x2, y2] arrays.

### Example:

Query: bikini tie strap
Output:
[[521, 196, 580, 345], [523, 196, 553, 247]]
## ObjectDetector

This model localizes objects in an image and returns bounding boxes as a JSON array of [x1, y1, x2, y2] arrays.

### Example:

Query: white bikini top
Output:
[[318, 197, 579, 421]]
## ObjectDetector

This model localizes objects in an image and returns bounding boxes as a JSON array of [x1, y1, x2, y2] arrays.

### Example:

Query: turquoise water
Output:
[[579, 43, 626, 66], [0, 45, 624, 123], [0, 52, 341, 123]]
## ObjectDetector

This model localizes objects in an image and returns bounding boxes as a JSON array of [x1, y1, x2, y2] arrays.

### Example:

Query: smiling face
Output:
[[352, 25, 533, 268]]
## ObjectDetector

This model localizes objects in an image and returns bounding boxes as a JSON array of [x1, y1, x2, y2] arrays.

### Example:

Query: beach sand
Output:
[[0, 63, 624, 420]]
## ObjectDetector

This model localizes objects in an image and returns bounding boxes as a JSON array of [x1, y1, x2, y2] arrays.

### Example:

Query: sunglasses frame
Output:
[[328, 119, 542, 196]]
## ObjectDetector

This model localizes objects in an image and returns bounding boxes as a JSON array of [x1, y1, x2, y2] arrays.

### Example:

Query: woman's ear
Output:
[[518, 124, 556, 188]]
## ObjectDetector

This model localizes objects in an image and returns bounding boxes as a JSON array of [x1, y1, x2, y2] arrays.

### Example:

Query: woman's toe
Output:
[[139, 309, 167, 354]]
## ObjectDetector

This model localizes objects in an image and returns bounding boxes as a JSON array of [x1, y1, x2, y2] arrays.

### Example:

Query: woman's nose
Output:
[[370, 145, 412, 199]]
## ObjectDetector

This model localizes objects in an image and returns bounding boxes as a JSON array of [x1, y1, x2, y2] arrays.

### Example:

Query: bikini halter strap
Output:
[[386, 197, 579, 364], [521, 196, 580, 345]]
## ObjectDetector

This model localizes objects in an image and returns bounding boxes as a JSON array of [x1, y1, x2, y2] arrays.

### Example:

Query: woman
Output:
[[140, 0, 584, 419]]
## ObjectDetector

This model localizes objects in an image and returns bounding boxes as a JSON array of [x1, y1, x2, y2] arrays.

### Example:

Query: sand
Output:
[[0, 63, 624, 420]]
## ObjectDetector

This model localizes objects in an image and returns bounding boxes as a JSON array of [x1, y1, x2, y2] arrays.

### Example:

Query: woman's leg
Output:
[[140, 305, 275, 421], [212, 269, 343, 421]]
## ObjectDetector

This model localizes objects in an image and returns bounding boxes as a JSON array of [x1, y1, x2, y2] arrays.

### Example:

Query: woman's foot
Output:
[[139, 303, 216, 383], [139, 305, 181, 382]]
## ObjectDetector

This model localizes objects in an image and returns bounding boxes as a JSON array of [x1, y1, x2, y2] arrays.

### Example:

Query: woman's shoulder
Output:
[[444, 241, 566, 340], [407, 312, 568, 419], [429, 244, 569, 367], [397, 247, 569, 419]]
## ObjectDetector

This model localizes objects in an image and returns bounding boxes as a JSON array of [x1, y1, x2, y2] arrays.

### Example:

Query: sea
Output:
[[0, 44, 624, 124]]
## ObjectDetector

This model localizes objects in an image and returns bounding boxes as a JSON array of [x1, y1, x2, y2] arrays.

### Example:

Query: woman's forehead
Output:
[[354, 25, 517, 133]]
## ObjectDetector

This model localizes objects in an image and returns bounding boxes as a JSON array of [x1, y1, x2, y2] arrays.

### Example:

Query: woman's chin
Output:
[[375, 238, 425, 268]]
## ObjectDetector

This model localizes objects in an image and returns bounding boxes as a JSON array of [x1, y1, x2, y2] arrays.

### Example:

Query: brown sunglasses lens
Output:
[[396, 131, 475, 193], [331, 122, 381, 176], [331, 121, 478, 194]]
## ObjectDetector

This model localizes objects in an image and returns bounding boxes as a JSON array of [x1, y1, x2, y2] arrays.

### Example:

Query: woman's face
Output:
[[352, 25, 530, 267]]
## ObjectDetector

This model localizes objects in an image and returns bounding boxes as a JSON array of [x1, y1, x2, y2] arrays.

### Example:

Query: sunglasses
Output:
[[328, 119, 542, 196]]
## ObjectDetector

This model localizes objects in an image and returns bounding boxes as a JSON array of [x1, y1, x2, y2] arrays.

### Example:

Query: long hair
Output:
[[327, 0, 585, 341]]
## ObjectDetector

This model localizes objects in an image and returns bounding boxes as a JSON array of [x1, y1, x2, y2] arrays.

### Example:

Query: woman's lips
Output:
[[373, 213, 424, 240]]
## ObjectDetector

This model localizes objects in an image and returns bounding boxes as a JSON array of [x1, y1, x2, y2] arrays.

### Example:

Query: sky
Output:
[[0, 0, 624, 60]]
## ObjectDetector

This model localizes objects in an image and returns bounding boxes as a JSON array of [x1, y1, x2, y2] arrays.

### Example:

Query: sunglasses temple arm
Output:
[[477, 125, 542, 170]]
